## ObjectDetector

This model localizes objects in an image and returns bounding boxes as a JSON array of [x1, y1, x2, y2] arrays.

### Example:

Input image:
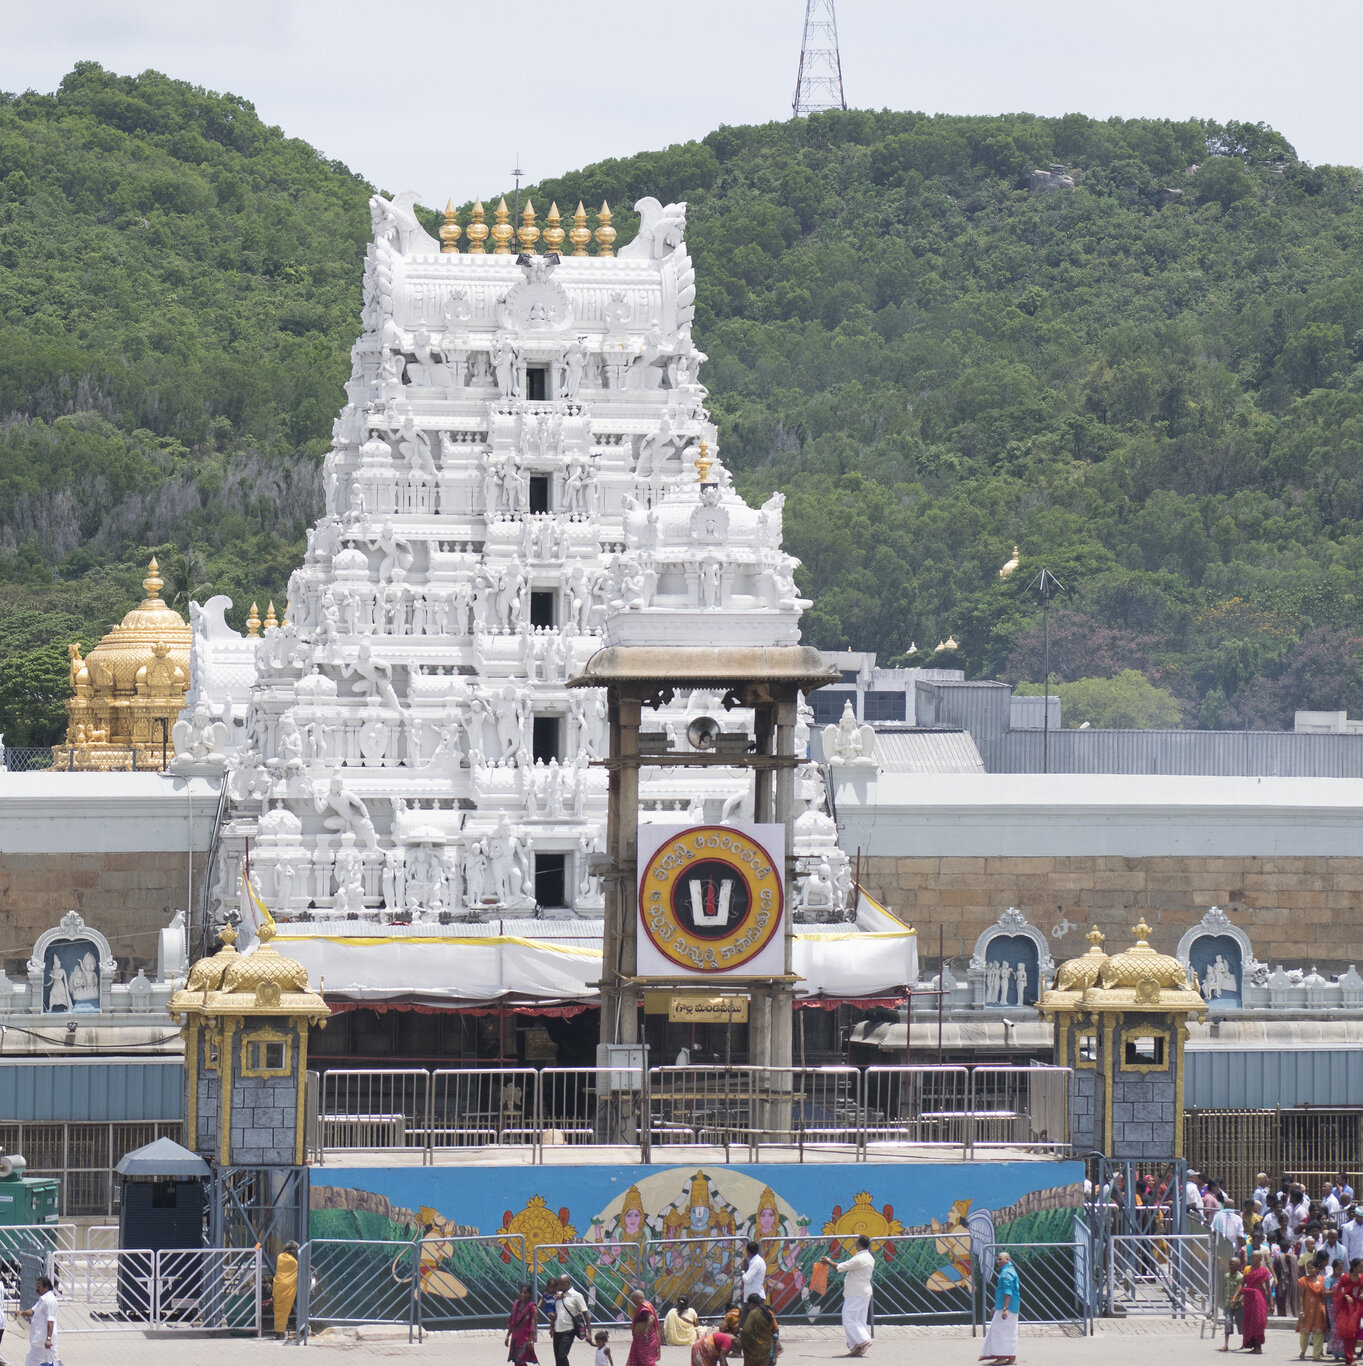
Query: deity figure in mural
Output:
[[752, 1185, 808, 1314], [654, 1172, 738, 1311], [584, 1183, 650, 1315]]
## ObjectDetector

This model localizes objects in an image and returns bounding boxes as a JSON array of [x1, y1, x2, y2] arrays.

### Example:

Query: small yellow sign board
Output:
[[667, 995, 749, 1024]]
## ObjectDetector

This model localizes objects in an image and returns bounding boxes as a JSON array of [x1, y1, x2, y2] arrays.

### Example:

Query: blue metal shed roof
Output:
[[0, 1059, 183, 1122], [1185, 1049, 1363, 1109]]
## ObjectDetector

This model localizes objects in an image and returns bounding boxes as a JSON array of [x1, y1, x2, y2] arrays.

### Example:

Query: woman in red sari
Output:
[[1335, 1258, 1363, 1365], [626, 1288, 661, 1366], [1241, 1249, 1273, 1354], [505, 1284, 539, 1366]]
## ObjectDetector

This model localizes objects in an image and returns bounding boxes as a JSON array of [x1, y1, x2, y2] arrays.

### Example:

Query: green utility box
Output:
[[0, 1158, 60, 1228]]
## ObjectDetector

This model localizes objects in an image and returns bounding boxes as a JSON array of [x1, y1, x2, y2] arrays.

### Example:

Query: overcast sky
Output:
[[4, 0, 1362, 198]]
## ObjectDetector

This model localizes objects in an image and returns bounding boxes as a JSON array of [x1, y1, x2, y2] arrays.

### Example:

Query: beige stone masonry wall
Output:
[[0, 851, 192, 977], [861, 854, 1363, 970]]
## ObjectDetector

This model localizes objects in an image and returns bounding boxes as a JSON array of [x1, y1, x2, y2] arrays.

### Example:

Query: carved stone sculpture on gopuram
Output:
[[199, 193, 852, 932]]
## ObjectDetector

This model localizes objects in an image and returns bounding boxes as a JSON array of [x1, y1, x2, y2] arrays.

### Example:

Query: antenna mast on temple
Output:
[[511, 154, 524, 227], [792, 0, 847, 118]]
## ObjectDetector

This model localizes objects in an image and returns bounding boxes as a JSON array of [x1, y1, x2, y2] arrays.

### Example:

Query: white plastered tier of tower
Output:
[[198, 193, 854, 935]]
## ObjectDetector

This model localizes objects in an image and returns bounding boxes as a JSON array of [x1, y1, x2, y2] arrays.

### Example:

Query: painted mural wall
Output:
[[310, 1161, 1084, 1327]]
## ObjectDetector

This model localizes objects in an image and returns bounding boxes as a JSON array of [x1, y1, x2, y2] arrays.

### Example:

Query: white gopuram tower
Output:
[[201, 193, 854, 947]]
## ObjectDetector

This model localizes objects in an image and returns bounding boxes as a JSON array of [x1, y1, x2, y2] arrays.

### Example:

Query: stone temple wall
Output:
[[861, 854, 1363, 971], [0, 851, 194, 978]]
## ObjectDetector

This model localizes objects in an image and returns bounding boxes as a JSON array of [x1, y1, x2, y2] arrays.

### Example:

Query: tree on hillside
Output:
[[1017, 671, 1184, 729]]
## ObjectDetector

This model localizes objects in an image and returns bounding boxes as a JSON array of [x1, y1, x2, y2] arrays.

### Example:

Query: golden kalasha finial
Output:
[[569, 202, 592, 256], [999, 544, 1020, 579], [542, 202, 565, 256], [247, 602, 261, 638], [517, 198, 540, 254], [265, 601, 278, 630], [439, 199, 462, 253], [594, 201, 616, 256], [219, 924, 239, 945], [1086, 927, 1106, 951], [1131, 919, 1153, 946], [281, 612, 290, 629], [466, 199, 489, 254], [695, 440, 714, 483], [143, 556, 165, 604], [491, 197, 515, 254]]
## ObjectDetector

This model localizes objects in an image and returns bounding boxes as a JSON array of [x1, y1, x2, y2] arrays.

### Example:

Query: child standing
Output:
[[594, 1328, 614, 1366]]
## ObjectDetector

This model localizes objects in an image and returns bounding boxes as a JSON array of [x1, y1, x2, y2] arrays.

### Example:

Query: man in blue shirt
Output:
[[979, 1252, 1020, 1365]]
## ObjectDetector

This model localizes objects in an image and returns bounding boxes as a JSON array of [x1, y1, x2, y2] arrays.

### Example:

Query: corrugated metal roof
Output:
[[0, 1059, 184, 1122], [1185, 1049, 1363, 1108], [996, 729, 1363, 778], [873, 729, 987, 774]]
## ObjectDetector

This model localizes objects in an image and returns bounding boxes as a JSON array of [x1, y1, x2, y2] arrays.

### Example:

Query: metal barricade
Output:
[[862, 1066, 973, 1157], [84, 1225, 120, 1251], [303, 1236, 421, 1342], [650, 1066, 757, 1158], [1108, 1231, 1215, 1319], [538, 1068, 644, 1155], [47, 1248, 156, 1330], [0, 1223, 75, 1257], [429, 1068, 537, 1154], [416, 1233, 527, 1331], [155, 1247, 261, 1332], [969, 1066, 1072, 1155], [532, 1240, 643, 1326], [834, 1229, 972, 1324], [318, 1068, 430, 1161], [978, 1237, 1093, 1332], [645, 1233, 745, 1319]]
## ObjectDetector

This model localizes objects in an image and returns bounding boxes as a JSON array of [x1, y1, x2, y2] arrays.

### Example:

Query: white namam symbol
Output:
[[689, 873, 736, 927]]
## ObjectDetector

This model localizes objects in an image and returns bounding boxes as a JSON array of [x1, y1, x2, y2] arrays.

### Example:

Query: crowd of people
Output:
[[1197, 1171, 1363, 1359], [503, 1237, 882, 1366]]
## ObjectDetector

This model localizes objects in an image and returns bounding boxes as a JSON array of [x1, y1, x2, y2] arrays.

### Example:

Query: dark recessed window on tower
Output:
[[530, 591, 556, 629], [864, 690, 906, 722], [535, 852, 567, 909], [526, 367, 548, 401], [529, 475, 550, 514], [533, 715, 562, 763]]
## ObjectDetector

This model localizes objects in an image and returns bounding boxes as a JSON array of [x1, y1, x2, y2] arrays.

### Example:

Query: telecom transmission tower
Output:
[[792, 0, 847, 118]]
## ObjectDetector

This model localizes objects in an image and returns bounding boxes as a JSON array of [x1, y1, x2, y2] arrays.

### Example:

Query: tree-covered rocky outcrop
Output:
[[4, 62, 1363, 742]]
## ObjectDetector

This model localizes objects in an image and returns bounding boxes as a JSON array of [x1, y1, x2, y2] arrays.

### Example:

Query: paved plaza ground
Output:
[[8, 1316, 1269, 1365]]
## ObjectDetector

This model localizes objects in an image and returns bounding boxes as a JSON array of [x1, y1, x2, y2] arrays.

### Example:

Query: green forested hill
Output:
[[4, 62, 1363, 742]]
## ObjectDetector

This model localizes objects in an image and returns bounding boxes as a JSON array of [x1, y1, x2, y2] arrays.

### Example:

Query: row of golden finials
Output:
[[438, 198, 617, 256], [245, 602, 282, 637]]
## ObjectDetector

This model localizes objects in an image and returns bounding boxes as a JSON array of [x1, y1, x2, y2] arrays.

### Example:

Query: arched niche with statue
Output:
[[969, 906, 1055, 1009], [1177, 906, 1254, 1011], [26, 910, 117, 1015]]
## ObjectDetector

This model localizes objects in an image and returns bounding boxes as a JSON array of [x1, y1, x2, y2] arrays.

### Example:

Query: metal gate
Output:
[[417, 1234, 529, 1331]]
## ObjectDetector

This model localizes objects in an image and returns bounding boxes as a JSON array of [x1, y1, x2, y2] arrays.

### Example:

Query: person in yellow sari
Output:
[[273, 1241, 300, 1339]]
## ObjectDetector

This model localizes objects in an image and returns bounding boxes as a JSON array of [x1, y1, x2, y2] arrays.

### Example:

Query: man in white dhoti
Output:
[[979, 1251, 1019, 1364], [822, 1233, 875, 1356]]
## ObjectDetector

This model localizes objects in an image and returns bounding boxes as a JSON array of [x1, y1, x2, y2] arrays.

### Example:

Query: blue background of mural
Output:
[[42, 939, 101, 1013], [312, 1160, 1084, 1237], [1188, 933, 1242, 1010], [985, 935, 1040, 1006]]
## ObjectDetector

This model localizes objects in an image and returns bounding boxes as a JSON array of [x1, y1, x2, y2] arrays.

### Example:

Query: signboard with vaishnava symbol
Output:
[[636, 824, 785, 978]]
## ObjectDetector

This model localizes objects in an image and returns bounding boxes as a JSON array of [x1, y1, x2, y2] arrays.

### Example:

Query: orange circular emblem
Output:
[[638, 826, 783, 973]]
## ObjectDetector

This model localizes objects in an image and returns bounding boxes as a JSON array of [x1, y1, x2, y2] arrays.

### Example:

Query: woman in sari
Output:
[[625, 1288, 660, 1366], [691, 1328, 736, 1366], [1242, 1249, 1273, 1354], [738, 1295, 779, 1366], [1299, 1251, 1329, 1360], [505, 1284, 539, 1365], [1336, 1259, 1363, 1366], [1327, 1260, 1346, 1360]]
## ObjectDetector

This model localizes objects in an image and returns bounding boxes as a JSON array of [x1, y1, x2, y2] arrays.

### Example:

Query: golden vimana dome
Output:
[[1098, 919, 1189, 990], [218, 922, 313, 996], [1052, 926, 1109, 992], [59, 557, 192, 771]]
